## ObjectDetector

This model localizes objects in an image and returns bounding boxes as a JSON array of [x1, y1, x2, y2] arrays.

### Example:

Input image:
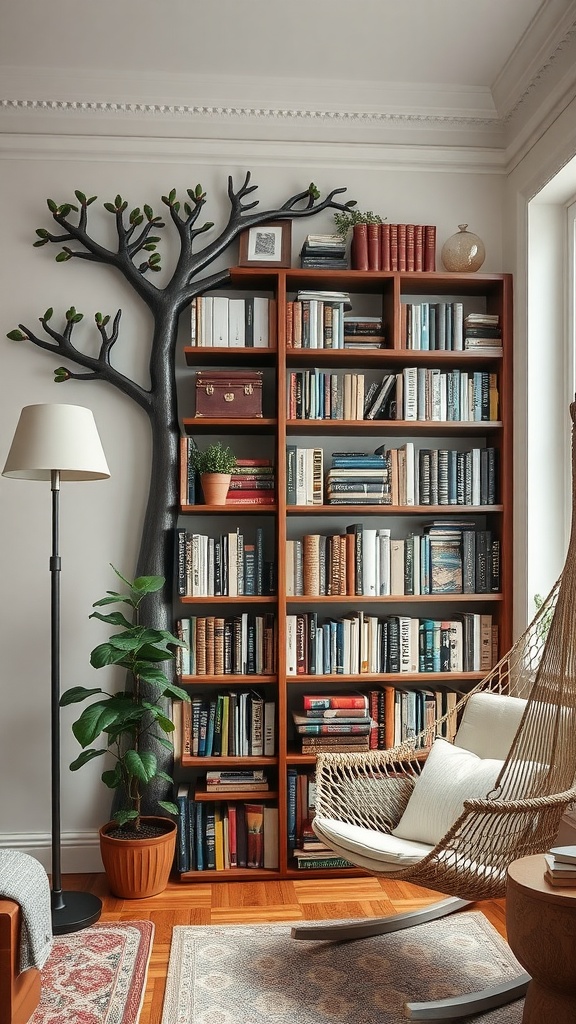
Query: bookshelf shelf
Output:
[[174, 265, 513, 882]]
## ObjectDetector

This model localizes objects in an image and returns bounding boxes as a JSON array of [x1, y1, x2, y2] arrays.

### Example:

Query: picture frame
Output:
[[238, 220, 292, 268]]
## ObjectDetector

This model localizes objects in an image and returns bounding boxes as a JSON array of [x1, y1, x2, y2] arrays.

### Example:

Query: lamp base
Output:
[[51, 890, 102, 934]]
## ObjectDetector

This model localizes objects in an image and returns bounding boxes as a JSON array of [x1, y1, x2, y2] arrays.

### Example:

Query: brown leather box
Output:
[[195, 370, 263, 418]]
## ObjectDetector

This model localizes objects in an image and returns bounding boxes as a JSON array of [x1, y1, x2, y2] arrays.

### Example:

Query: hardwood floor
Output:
[[64, 871, 507, 1024]]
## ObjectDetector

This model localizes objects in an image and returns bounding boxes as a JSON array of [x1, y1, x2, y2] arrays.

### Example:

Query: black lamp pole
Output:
[[49, 469, 102, 934]]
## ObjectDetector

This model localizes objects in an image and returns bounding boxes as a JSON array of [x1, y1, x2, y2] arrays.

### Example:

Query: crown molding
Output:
[[492, 0, 576, 119], [0, 133, 507, 175]]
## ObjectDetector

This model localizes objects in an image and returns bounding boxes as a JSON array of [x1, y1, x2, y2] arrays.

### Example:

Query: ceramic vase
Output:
[[441, 224, 486, 272]]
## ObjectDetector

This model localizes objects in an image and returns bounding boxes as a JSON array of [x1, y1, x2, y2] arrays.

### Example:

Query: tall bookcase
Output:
[[175, 266, 513, 881]]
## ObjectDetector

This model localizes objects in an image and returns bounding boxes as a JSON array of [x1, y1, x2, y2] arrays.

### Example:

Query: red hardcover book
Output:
[[397, 224, 407, 272], [226, 492, 275, 504], [227, 803, 237, 867], [381, 222, 391, 272], [235, 458, 273, 467], [414, 224, 424, 271], [424, 225, 437, 271], [405, 224, 415, 271], [367, 223, 381, 271], [352, 223, 369, 271], [286, 301, 294, 348], [389, 224, 398, 271], [303, 694, 369, 710]]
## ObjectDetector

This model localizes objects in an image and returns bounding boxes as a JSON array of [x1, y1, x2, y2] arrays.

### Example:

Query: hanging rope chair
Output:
[[292, 401, 576, 1019]]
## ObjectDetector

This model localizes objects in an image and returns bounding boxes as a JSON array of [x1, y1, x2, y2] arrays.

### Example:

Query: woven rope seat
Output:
[[292, 402, 576, 1020]]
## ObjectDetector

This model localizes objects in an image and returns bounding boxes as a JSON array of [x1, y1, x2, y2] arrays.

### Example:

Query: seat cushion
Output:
[[313, 816, 434, 873], [391, 738, 504, 845], [454, 691, 527, 758]]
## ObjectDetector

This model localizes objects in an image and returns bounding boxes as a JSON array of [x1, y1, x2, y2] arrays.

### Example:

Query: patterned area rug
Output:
[[30, 920, 153, 1024], [162, 912, 524, 1024]]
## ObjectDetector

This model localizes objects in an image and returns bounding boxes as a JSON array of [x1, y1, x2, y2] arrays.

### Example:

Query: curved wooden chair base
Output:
[[0, 899, 42, 1024]]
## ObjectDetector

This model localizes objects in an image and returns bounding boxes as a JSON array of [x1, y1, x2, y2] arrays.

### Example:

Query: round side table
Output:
[[507, 853, 576, 1023]]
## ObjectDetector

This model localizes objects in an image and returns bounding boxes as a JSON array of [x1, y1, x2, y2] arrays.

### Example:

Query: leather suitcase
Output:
[[195, 370, 263, 418]]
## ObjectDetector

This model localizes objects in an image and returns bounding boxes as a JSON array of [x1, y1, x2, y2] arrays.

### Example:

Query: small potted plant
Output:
[[191, 440, 236, 505], [60, 566, 189, 899]]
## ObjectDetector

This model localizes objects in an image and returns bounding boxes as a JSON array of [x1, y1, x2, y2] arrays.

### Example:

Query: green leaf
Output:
[[125, 749, 157, 783], [143, 204, 153, 220], [7, 329, 26, 341], [55, 251, 71, 262], [195, 184, 203, 197], [33, 239, 48, 247], [89, 609, 133, 629], [90, 642, 130, 669], [43, 308, 53, 321], [204, 221, 214, 230], [72, 704, 122, 746], [169, 188, 176, 203], [101, 765, 122, 789], [54, 368, 70, 383], [115, 194, 123, 208], [173, 201, 180, 213], [132, 574, 165, 594], [158, 800, 179, 815], [162, 682, 191, 702], [104, 202, 116, 213], [74, 190, 87, 204], [150, 264, 161, 272], [87, 196, 97, 205], [35, 228, 49, 238], [143, 243, 157, 251], [112, 809, 138, 826], [60, 685, 104, 707], [47, 199, 58, 212], [308, 182, 320, 199], [72, 313, 84, 323], [69, 748, 106, 771]]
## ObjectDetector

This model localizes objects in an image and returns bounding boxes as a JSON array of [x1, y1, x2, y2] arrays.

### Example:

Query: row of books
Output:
[[286, 524, 500, 597], [286, 290, 350, 350], [287, 769, 352, 868], [190, 295, 274, 348], [544, 845, 576, 887], [401, 303, 501, 351], [175, 789, 278, 872], [351, 222, 437, 272], [175, 527, 275, 597], [176, 614, 277, 677], [175, 614, 276, 679], [286, 370, 389, 421], [182, 693, 276, 757], [286, 612, 497, 676]]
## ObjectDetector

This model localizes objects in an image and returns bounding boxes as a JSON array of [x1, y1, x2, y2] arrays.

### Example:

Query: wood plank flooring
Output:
[[65, 872, 507, 1024]]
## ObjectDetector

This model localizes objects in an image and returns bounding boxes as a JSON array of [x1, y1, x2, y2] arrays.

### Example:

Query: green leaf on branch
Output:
[[43, 308, 53, 321], [7, 329, 27, 341], [33, 239, 49, 247], [47, 199, 58, 212], [54, 367, 70, 383], [114, 194, 123, 208], [35, 228, 49, 239], [104, 203, 116, 213], [74, 190, 87, 204], [143, 204, 153, 220], [308, 182, 320, 199], [55, 251, 71, 262], [195, 184, 203, 197]]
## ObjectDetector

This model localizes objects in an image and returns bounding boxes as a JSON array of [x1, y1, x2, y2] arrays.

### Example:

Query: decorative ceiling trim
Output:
[[0, 97, 502, 131]]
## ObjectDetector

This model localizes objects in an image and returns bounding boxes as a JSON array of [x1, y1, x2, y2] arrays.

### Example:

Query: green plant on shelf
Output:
[[333, 208, 384, 238], [190, 441, 236, 475]]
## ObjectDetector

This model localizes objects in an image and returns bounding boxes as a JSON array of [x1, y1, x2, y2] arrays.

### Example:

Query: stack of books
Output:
[[205, 769, 269, 793], [463, 312, 502, 349], [326, 450, 391, 505], [227, 458, 275, 506], [300, 234, 348, 269], [544, 846, 576, 886], [344, 315, 386, 349], [292, 693, 372, 753]]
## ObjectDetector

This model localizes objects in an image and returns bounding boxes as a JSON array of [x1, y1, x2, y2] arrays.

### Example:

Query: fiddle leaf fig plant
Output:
[[60, 566, 189, 831]]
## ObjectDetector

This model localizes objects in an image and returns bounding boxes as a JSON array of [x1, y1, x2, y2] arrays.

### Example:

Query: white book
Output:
[[211, 296, 229, 346], [190, 297, 197, 345], [390, 539, 405, 595], [362, 528, 378, 596], [378, 529, 391, 595], [286, 615, 297, 675], [227, 530, 238, 597], [200, 295, 213, 346], [296, 448, 307, 505], [403, 367, 418, 420], [253, 297, 269, 347], [228, 298, 245, 347]]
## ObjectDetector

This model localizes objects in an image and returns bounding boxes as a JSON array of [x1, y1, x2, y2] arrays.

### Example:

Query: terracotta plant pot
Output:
[[201, 472, 231, 505], [99, 816, 176, 899]]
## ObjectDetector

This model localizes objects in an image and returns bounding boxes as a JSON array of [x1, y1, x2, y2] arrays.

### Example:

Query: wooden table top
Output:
[[508, 853, 576, 906]]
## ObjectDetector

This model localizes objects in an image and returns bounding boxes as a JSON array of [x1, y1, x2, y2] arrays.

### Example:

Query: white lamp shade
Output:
[[2, 403, 110, 481]]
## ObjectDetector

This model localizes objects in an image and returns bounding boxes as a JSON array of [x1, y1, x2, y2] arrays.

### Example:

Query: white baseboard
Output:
[[0, 832, 104, 873]]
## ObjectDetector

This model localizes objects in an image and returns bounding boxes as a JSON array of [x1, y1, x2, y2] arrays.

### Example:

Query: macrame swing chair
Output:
[[292, 401, 576, 1020]]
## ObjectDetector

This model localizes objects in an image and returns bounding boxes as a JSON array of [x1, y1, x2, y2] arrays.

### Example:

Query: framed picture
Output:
[[238, 220, 292, 268]]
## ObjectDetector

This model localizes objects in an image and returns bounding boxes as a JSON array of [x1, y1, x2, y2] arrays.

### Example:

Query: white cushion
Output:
[[454, 692, 527, 759], [313, 816, 433, 873], [391, 739, 504, 845]]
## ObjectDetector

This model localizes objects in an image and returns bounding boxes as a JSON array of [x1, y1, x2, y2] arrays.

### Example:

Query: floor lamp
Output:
[[3, 404, 110, 934]]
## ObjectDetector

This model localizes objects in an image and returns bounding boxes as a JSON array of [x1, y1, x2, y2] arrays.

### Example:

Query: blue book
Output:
[[195, 801, 204, 871], [204, 806, 216, 869], [176, 783, 190, 872], [287, 769, 298, 853]]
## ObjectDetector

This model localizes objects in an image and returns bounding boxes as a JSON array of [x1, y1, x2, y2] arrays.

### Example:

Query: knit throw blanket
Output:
[[0, 850, 53, 971]]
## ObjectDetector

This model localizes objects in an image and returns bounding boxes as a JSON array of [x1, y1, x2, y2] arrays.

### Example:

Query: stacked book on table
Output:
[[326, 450, 392, 505], [292, 693, 372, 753], [464, 312, 502, 350], [544, 845, 576, 886]]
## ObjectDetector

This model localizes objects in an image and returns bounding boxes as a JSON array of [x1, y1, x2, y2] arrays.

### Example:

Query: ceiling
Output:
[[1, 0, 575, 152]]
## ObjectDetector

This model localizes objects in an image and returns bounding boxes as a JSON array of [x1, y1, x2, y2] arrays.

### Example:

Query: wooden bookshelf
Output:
[[174, 266, 513, 881]]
